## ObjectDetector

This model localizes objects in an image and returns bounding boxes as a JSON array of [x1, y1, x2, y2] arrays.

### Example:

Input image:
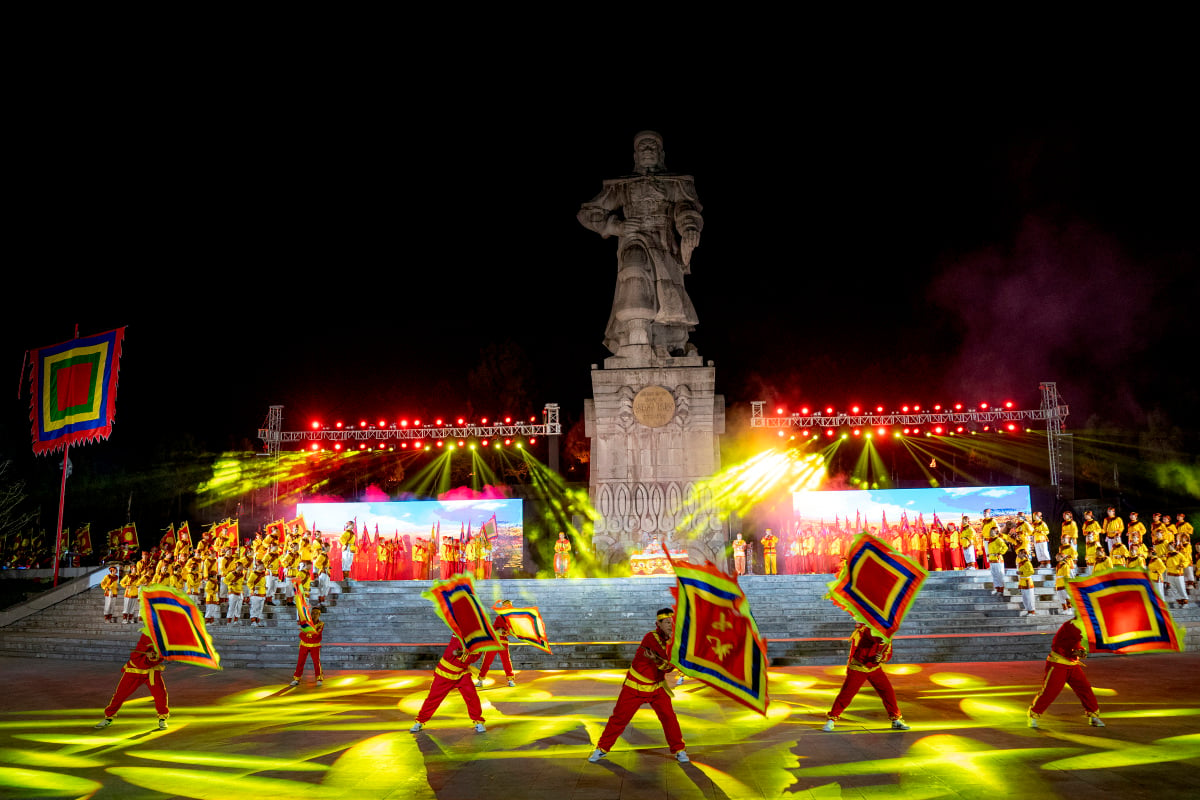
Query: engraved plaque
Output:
[[632, 385, 675, 428]]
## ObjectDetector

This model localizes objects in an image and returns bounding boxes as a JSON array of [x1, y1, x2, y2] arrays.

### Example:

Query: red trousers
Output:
[[295, 646, 322, 680], [104, 670, 169, 718], [416, 673, 484, 724], [1030, 661, 1098, 716], [828, 668, 901, 720], [478, 646, 512, 678], [597, 686, 685, 753]]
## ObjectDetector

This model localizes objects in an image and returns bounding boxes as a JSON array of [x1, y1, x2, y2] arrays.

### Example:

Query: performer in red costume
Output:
[[1027, 620, 1104, 728], [589, 608, 690, 764], [94, 632, 169, 730], [822, 624, 910, 731], [476, 600, 517, 687], [289, 607, 324, 687], [410, 634, 487, 733]]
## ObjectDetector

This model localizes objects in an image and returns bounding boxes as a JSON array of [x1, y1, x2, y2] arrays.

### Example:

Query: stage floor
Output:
[[0, 653, 1196, 799]]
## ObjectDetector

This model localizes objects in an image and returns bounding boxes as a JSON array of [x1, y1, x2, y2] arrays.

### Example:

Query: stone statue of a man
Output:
[[578, 131, 703, 359]]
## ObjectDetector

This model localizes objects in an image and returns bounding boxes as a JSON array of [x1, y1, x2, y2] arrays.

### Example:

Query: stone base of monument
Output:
[[584, 359, 726, 567]]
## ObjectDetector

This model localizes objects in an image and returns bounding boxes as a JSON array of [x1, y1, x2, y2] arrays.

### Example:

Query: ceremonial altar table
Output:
[[630, 550, 689, 577]]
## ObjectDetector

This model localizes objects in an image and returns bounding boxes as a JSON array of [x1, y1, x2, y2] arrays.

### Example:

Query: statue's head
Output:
[[633, 130, 665, 174]]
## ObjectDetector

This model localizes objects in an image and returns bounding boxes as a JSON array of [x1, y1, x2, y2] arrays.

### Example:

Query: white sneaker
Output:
[[507, 678, 515, 687], [474, 679, 483, 688], [821, 719, 835, 732], [675, 676, 685, 686], [474, 722, 486, 733], [587, 749, 607, 763], [675, 750, 690, 763], [94, 718, 113, 729], [316, 680, 323, 687], [288, 679, 300, 687], [1088, 715, 1106, 728], [891, 719, 910, 730], [157, 718, 168, 730], [409, 722, 423, 733], [1028, 715, 1039, 728]]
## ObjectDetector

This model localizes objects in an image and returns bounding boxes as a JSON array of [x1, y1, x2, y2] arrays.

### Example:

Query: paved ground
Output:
[[0, 652, 1197, 799]]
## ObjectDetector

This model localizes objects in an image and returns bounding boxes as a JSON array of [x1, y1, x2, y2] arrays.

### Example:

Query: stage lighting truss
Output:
[[258, 403, 562, 452], [750, 382, 1071, 488]]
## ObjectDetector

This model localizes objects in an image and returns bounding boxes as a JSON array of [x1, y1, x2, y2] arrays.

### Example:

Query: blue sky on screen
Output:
[[792, 486, 1031, 526], [295, 499, 522, 537]]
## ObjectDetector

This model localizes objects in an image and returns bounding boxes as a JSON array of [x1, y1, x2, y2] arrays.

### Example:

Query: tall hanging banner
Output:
[[29, 327, 126, 455]]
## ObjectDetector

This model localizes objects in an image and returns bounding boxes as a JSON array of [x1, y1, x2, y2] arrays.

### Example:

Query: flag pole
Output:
[[52, 444, 69, 587]]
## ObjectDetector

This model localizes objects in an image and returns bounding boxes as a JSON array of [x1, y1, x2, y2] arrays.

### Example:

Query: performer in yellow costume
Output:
[[553, 531, 572, 579], [761, 528, 778, 575]]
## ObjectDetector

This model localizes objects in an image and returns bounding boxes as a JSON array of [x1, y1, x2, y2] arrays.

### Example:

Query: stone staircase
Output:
[[0, 567, 1195, 670]]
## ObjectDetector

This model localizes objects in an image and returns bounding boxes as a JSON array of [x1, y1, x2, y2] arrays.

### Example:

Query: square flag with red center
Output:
[[827, 532, 928, 639], [1067, 569, 1184, 654], [670, 559, 770, 715], [422, 575, 503, 655], [139, 584, 221, 670]]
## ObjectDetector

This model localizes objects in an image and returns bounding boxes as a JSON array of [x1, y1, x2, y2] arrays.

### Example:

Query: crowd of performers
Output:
[[744, 509, 1196, 608], [92, 600, 1129, 753], [95, 518, 510, 628]]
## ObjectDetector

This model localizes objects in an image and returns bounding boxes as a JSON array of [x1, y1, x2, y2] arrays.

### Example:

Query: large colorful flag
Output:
[[826, 532, 928, 640], [294, 578, 315, 629], [1066, 568, 1185, 654], [160, 524, 176, 551], [494, 603, 552, 654], [107, 527, 122, 552], [421, 575, 503, 655], [225, 519, 240, 549], [28, 327, 127, 456], [287, 515, 309, 535], [139, 584, 221, 670], [668, 558, 770, 716]]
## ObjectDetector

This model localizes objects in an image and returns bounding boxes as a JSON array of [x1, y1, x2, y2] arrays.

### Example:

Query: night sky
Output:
[[4, 65, 1197, 508]]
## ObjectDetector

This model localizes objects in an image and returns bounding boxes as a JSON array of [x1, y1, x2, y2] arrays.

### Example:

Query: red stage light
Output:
[[504, 416, 512, 423], [852, 428, 861, 436], [378, 420, 387, 428], [877, 427, 887, 436], [934, 425, 944, 434], [335, 421, 344, 429], [436, 441, 444, 448], [1006, 422, 1017, 431], [435, 418, 444, 426], [309, 442, 319, 450], [529, 437, 537, 444], [481, 439, 489, 447], [825, 429, 834, 437], [933, 404, 942, 411], [481, 417, 489, 424], [310, 421, 321, 430], [457, 418, 465, 425], [413, 419, 421, 426], [359, 420, 367, 428], [980, 402, 989, 410], [901, 405, 910, 412], [458, 440, 465, 447], [825, 406, 834, 415], [504, 438, 512, 445], [800, 406, 810, 415], [954, 403, 963, 410], [400, 419, 409, 427], [358, 443, 367, 450], [1004, 401, 1014, 408], [876, 405, 884, 413], [851, 405, 860, 414], [776, 406, 785, 415]]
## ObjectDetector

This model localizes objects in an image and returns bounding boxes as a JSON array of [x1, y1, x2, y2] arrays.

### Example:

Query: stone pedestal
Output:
[[584, 354, 725, 569]]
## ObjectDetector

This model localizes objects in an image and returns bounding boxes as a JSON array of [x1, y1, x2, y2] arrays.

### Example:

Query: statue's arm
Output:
[[672, 180, 703, 268], [577, 184, 624, 239]]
